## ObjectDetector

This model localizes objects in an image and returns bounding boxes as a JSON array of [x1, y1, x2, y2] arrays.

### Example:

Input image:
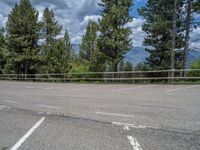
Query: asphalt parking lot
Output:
[[0, 81, 200, 150]]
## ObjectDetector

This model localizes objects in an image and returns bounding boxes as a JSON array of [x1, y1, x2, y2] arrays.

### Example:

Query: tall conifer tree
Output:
[[40, 7, 62, 73], [0, 29, 6, 73], [80, 20, 105, 72], [49, 31, 72, 73], [138, 0, 185, 70], [98, 0, 133, 72], [6, 0, 39, 75]]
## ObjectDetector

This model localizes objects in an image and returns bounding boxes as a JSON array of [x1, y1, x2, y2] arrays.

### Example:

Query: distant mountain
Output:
[[72, 44, 80, 54], [124, 47, 149, 66], [72, 44, 200, 67], [188, 50, 200, 67], [125, 47, 200, 67]]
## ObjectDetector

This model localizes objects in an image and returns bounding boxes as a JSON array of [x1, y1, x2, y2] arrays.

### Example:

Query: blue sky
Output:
[[131, 0, 147, 18]]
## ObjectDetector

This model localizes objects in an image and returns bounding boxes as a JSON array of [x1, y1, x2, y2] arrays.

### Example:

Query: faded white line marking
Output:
[[196, 122, 200, 125], [127, 135, 143, 150], [123, 125, 130, 131], [10, 117, 45, 150], [112, 122, 157, 129], [3, 100, 18, 104], [25, 86, 33, 89], [72, 87, 91, 91], [166, 85, 200, 93], [111, 85, 155, 92], [38, 104, 60, 109], [0, 105, 6, 110], [42, 87, 58, 90], [96, 112, 135, 118]]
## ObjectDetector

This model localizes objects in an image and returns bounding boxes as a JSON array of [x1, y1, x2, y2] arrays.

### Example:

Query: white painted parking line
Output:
[[127, 135, 143, 150], [123, 125, 130, 131], [111, 85, 155, 92], [38, 104, 60, 109], [166, 85, 200, 93], [112, 122, 158, 129], [0, 105, 6, 110], [3, 100, 18, 104], [42, 87, 54, 90], [96, 112, 135, 118], [196, 122, 200, 125], [72, 87, 92, 91], [10, 117, 45, 150], [25, 86, 33, 89]]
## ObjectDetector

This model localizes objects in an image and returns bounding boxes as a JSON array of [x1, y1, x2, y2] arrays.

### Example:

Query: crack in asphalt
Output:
[[0, 103, 200, 137]]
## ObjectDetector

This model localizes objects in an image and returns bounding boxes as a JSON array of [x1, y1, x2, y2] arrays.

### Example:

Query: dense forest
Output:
[[0, 0, 200, 75]]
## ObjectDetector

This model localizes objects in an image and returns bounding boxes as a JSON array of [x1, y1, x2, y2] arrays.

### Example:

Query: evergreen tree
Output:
[[138, 0, 185, 70], [40, 7, 62, 44], [80, 21, 98, 61], [0, 28, 6, 73], [0, 28, 13, 74], [124, 61, 133, 71], [6, 0, 39, 75], [80, 20, 105, 72], [194, 0, 200, 13], [98, 0, 133, 72], [42, 31, 72, 73], [135, 63, 150, 71], [119, 60, 125, 71], [40, 7, 62, 73], [55, 31, 72, 73], [63, 31, 72, 62]]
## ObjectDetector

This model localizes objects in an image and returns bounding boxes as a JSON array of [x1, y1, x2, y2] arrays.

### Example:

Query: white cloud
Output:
[[0, 14, 7, 28], [190, 27, 200, 48], [126, 18, 147, 47], [0, 0, 147, 46], [0, 0, 99, 44], [81, 15, 101, 27]]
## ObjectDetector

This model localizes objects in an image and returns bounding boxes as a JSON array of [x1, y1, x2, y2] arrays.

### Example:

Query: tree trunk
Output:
[[24, 61, 28, 80], [183, 0, 192, 77], [171, 0, 177, 80], [113, 63, 118, 72], [112, 62, 118, 80]]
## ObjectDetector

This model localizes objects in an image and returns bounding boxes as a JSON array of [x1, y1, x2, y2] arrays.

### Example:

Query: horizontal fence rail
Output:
[[0, 69, 200, 84]]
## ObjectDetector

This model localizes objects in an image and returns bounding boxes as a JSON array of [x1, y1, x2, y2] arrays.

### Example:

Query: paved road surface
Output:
[[0, 81, 200, 150]]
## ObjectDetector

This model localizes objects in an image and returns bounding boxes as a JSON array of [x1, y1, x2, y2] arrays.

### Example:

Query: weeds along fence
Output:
[[0, 69, 200, 84]]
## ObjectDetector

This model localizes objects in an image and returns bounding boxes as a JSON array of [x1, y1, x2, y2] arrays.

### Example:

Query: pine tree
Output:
[[138, 0, 185, 70], [6, 0, 39, 75], [40, 7, 62, 73], [171, 0, 178, 78], [0, 28, 6, 73], [0, 28, 13, 74], [56, 31, 72, 73], [194, 0, 200, 13], [80, 20, 105, 72], [40, 7, 62, 44], [119, 60, 125, 71], [63, 31, 72, 62], [80, 21, 98, 61], [124, 61, 133, 71], [41, 31, 72, 73], [98, 0, 133, 72]]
